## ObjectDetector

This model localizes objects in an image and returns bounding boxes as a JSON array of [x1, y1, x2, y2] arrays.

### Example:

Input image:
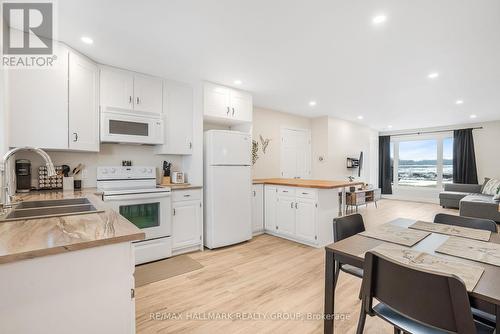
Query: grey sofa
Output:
[[439, 183, 500, 223]]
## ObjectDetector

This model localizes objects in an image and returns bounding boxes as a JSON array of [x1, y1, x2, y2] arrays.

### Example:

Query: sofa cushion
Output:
[[482, 178, 500, 195], [439, 191, 470, 201], [461, 194, 496, 204]]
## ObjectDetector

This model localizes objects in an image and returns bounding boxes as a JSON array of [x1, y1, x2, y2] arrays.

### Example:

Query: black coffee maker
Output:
[[15, 159, 31, 193]]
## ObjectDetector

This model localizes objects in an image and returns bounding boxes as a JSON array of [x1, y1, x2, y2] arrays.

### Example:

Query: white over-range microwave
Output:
[[100, 111, 164, 144]]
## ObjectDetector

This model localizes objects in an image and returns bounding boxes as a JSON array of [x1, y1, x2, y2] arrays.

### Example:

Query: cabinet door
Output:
[[230, 89, 252, 122], [251, 184, 264, 233], [277, 196, 296, 237], [8, 44, 69, 149], [157, 80, 193, 155], [264, 187, 278, 231], [172, 200, 202, 249], [203, 83, 230, 118], [295, 198, 317, 243], [133, 74, 163, 115], [100, 66, 134, 111], [68, 52, 99, 151]]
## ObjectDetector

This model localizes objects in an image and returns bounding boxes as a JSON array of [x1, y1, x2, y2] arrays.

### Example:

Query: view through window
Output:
[[391, 136, 453, 188]]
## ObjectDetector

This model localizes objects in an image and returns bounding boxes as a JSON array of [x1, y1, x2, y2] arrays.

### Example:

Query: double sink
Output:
[[1, 198, 104, 222]]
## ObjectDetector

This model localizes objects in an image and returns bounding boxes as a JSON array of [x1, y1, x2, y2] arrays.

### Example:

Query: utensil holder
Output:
[[63, 177, 74, 191]]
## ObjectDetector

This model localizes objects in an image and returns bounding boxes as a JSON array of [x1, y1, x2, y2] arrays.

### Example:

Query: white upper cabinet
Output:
[[156, 80, 194, 155], [203, 82, 252, 124], [8, 44, 69, 150], [8, 43, 99, 152], [133, 74, 163, 115], [229, 89, 252, 122], [100, 67, 134, 111], [68, 52, 99, 152], [100, 66, 162, 115]]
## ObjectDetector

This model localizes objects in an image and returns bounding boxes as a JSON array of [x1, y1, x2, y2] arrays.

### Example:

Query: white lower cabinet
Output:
[[295, 198, 317, 243], [263, 185, 336, 247], [172, 189, 203, 255], [251, 184, 264, 234]]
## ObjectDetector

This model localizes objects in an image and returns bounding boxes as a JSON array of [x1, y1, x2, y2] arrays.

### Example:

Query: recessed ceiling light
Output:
[[357, 115, 364, 120], [427, 72, 439, 79], [470, 114, 477, 119], [309, 101, 317, 107], [81, 36, 93, 44], [372, 15, 387, 25], [388, 125, 393, 129], [233, 80, 242, 85], [455, 100, 464, 105]]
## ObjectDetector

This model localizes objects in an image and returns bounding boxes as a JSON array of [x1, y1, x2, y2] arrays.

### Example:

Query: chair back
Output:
[[434, 213, 497, 232], [333, 214, 365, 242], [362, 251, 477, 334]]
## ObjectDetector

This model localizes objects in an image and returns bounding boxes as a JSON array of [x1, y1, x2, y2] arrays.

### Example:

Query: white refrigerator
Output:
[[204, 130, 252, 249]]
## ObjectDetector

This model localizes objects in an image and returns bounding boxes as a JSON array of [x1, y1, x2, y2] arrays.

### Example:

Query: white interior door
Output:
[[280, 128, 311, 178]]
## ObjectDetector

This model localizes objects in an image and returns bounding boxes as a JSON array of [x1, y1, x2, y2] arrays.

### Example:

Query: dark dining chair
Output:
[[356, 251, 495, 334], [434, 213, 498, 233], [332, 214, 365, 290], [434, 213, 498, 327]]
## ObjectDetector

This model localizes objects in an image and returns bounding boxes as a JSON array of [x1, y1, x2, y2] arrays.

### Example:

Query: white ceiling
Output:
[[57, 0, 500, 131]]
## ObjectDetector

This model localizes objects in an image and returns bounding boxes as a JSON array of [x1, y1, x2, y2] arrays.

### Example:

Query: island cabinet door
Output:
[[277, 196, 296, 237], [251, 184, 264, 233], [264, 187, 278, 231], [295, 198, 317, 243]]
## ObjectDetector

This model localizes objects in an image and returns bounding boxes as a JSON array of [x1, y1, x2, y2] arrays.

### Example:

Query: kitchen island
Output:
[[252, 178, 363, 247], [0, 190, 144, 334]]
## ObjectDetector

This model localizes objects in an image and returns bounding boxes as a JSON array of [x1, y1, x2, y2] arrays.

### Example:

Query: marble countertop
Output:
[[252, 178, 364, 189], [0, 189, 145, 264]]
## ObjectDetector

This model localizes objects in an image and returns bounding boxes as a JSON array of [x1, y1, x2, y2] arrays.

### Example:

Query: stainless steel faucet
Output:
[[0, 147, 56, 210]]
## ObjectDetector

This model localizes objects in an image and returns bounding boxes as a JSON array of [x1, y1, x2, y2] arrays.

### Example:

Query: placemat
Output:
[[359, 223, 431, 247], [436, 236, 500, 267], [409, 221, 491, 241], [368, 244, 484, 292]]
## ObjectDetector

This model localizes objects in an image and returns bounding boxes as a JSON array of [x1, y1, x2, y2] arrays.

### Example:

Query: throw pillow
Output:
[[481, 177, 491, 192], [494, 187, 500, 201], [482, 178, 500, 195]]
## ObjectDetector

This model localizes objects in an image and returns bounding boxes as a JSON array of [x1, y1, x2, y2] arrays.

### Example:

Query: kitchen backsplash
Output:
[[14, 144, 184, 189]]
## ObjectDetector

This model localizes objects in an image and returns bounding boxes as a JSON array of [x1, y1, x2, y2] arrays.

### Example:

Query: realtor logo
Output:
[[3, 2, 53, 54]]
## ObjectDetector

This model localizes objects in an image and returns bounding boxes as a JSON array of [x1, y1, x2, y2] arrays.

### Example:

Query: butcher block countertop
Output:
[[252, 178, 364, 189], [0, 189, 144, 264]]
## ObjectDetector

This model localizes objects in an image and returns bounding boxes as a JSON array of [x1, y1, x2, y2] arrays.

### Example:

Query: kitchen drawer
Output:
[[134, 237, 172, 265], [277, 187, 295, 197], [172, 189, 201, 202], [295, 188, 317, 199]]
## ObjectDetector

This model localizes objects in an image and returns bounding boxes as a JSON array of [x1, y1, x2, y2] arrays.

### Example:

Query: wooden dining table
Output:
[[323, 218, 500, 334]]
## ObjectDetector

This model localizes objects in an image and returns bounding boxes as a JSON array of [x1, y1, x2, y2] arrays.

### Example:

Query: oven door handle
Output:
[[103, 192, 171, 202]]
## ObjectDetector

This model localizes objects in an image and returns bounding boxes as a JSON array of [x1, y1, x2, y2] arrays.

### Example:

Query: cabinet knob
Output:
[[73, 132, 78, 142], [189, 142, 192, 149], [129, 96, 132, 104], [295, 202, 298, 209], [226, 106, 230, 115], [136, 97, 140, 104], [232, 107, 235, 116]]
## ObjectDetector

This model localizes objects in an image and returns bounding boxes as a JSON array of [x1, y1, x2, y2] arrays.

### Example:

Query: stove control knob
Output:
[[141, 168, 147, 173], [101, 169, 108, 174], [147, 168, 153, 174], [110, 168, 117, 174]]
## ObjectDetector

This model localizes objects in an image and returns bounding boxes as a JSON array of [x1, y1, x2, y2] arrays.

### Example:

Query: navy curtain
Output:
[[453, 129, 478, 184], [378, 136, 392, 194]]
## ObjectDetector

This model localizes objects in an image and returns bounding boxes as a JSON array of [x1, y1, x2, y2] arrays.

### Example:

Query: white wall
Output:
[[312, 116, 379, 185], [14, 144, 183, 189], [252, 107, 311, 178]]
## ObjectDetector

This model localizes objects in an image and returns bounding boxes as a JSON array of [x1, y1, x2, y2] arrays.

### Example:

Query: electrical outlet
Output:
[[81, 168, 88, 179]]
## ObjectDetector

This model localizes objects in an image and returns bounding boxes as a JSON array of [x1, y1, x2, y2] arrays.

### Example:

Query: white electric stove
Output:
[[97, 166, 172, 265]]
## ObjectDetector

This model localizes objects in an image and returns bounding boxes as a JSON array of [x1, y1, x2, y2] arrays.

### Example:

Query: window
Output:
[[391, 135, 453, 188]]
